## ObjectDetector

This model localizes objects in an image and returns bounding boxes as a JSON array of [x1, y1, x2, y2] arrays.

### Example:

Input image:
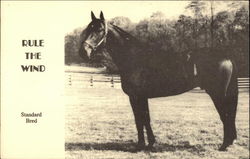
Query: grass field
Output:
[[65, 86, 249, 159]]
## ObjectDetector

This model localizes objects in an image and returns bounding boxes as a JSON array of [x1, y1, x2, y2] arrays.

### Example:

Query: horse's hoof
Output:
[[218, 142, 233, 151], [148, 138, 156, 147], [218, 144, 228, 151], [145, 139, 156, 151], [219, 138, 236, 151], [145, 144, 156, 152], [134, 143, 145, 151]]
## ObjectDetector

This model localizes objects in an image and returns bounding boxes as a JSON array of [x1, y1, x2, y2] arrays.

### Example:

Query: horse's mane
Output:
[[110, 24, 138, 43], [109, 23, 176, 57]]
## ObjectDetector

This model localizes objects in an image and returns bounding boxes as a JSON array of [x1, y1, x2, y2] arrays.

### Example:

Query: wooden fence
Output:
[[65, 72, 121, 88], [238, 78, 249, 89], [65, 72, 249, 90]]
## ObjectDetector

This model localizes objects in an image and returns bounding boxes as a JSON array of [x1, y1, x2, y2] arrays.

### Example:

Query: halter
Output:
[[84, 21, 108, 51]]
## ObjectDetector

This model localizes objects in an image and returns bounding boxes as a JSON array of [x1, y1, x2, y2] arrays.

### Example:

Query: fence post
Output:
[[69, 74, 72, 86], [90, 75, 93, 87], [111, 76, 114, 88]]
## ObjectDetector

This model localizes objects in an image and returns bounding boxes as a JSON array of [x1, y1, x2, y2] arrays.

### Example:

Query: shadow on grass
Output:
[[65, 141, 206, 154]]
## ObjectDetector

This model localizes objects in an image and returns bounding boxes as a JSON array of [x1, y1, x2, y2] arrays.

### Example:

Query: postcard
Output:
[[1, 1, 249, 159]]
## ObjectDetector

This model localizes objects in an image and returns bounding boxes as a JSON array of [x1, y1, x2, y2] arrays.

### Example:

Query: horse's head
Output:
[[79, 11, 108, 60]]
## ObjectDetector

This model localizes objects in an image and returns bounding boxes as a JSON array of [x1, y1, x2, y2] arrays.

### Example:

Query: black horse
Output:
[[79, 11, 238, 151]]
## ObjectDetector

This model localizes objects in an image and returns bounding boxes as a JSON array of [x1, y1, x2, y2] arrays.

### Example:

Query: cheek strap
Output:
[[95, 21, 108, 48], [84, 21, 108, 51]]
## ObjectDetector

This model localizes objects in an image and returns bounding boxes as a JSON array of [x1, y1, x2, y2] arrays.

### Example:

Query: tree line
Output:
[[65, 1, 249, 77]]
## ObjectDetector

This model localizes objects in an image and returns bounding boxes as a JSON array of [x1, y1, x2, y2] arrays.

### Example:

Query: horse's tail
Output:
[[219, 59, 238, 97], [219, 59, 233, 96]]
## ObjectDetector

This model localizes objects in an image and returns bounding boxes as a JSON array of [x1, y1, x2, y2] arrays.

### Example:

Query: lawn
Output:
[[65, 86, 249, 159]]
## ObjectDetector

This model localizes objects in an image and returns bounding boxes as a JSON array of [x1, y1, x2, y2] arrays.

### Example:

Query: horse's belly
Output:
[[121, 70, 195, 98], [146, 76, 194, 98]]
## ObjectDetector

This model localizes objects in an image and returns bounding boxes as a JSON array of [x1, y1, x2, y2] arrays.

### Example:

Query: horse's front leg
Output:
[[129, 96, 145, 150], [141, 97, 155, 149], [129, 96, 155, 150]]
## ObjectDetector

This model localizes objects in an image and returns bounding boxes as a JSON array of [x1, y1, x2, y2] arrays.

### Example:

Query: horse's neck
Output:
[[105, 25, 138, 72]]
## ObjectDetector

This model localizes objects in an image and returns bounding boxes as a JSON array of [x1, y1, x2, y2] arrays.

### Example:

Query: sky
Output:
[[58, 1, 247, 33], [61, 1, 190, 32], [2, 1, 247, 34]]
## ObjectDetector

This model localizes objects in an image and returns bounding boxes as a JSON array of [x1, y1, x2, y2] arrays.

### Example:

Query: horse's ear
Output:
[[100, 11, 105, 20], [91, 11, 96, 21]]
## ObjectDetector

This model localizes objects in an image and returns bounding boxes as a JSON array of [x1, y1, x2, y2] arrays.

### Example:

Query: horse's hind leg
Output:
[[224, 93, 238, 143], [129, 96, 155, 150], [209, 92, 238, 151], [208, 60, 238, 151]]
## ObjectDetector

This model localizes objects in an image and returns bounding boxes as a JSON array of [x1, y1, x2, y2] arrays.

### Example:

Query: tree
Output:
[[227, 1, 249, 13], [232, 6, 249, 77], [135, 12, 177, 53], [109, 16, 135, 33], [186, 0, 206, 49], [213, 11, 234, 47], [65, 6, 249, 76], [65, 27, 83, 64], [175, 15, 194, 52], [210, 0, 215, 48]]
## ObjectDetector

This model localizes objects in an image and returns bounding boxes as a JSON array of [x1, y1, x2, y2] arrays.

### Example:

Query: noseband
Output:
[[84, 21, 108, 51]]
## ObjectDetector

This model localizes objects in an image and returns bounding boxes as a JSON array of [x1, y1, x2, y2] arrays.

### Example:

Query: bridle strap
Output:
[[83, 21, 108, 51]]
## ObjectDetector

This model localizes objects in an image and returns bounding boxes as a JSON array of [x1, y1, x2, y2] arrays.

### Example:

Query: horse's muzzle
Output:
[[81, 42, 93, 59]]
